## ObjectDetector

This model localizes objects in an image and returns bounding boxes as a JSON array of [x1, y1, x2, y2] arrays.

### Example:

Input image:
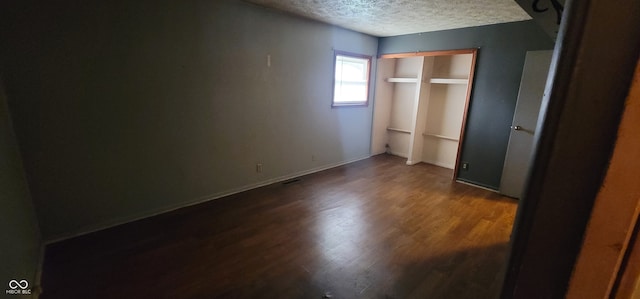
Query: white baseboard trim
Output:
[[370, 149, 386, 156], [387, 150, 408, 159], [405, 160, 419, 165], [44, 155, 372, 244], [421, 159, 454, 170]]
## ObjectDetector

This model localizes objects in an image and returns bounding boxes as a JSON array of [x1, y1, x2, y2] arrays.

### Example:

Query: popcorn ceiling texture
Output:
[[246, 0, 532, 37]]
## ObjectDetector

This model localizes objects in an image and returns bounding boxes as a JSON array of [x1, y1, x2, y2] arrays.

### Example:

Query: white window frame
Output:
[[332, 51, 372, 107]]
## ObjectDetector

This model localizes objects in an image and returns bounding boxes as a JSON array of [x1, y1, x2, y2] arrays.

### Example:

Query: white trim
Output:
[[422, 133, 459, 141], [386, 127, 412, 134], [386, 150, 408, 159], [406, 160, 421, 165], [422, 159, 454, 170], [430, 78, 468, 84], [386, 77, 418, 83], [44, 155, 372, 244]]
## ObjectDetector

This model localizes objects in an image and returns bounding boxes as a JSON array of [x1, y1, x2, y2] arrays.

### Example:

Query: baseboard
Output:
[[387, 150, 408, 159], [44, 155, 372, 244], [404, 158, 456, 170], [422, 159, 455, 170], [455, 178, 499, 192], [370, 148, 386, 156]]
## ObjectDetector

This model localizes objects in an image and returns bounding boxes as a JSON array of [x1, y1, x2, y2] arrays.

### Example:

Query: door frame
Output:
[[379, 48, 478, 179]]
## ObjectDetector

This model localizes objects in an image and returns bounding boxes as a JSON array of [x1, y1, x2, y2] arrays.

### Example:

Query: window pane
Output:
[[333, 54, 370, 105], [334, 82, 367, 103]]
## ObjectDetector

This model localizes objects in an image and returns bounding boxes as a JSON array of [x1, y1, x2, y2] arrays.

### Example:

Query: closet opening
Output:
[[371, 49, 477, 179]]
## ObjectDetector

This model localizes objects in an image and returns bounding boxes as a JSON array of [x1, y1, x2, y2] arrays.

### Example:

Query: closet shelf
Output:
[[430, 78, 468, 84], [387, 77, 418, 83], [387, 127, 412, 134], [422, 133, 459, 141]]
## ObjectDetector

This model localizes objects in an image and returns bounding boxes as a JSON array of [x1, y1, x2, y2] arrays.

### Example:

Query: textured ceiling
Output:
[[246, 0, 532, 37]]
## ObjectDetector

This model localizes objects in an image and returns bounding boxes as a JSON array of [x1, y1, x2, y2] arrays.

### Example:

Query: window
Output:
[[332, 51, 371, 107]]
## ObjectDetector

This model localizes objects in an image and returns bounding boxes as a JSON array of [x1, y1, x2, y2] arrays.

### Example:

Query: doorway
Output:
[[500, 50, 553, 198]]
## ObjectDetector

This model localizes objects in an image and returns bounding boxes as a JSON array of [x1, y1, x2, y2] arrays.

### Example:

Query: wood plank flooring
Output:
[[41, 154, 517, 299]]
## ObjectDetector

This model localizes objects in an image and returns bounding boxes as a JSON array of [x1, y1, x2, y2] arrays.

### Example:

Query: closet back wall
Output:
[[379, 21, 553, 189], [1, 0, 378, 241]]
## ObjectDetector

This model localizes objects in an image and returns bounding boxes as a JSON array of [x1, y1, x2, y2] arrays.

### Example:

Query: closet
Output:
[[371, 49, 477, 176]]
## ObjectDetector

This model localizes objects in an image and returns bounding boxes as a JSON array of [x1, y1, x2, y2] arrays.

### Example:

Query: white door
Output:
[[500, 50, 553, 198]]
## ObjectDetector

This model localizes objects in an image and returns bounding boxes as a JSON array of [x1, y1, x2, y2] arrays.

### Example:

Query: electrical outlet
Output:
[[461, 162, 469, 171], [311, 155, 316, 161], [256, 163, 263, 173]]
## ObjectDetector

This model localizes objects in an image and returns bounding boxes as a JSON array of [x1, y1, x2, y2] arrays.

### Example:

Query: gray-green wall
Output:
[[0, 81, 41, 297], [378, 21, 554, 189], [3, 0, 554, 241], [2, 0, 378, 240]]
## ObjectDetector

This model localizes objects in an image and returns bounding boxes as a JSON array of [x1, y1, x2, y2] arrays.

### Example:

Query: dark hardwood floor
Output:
[[41, 154, 517, 299]]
